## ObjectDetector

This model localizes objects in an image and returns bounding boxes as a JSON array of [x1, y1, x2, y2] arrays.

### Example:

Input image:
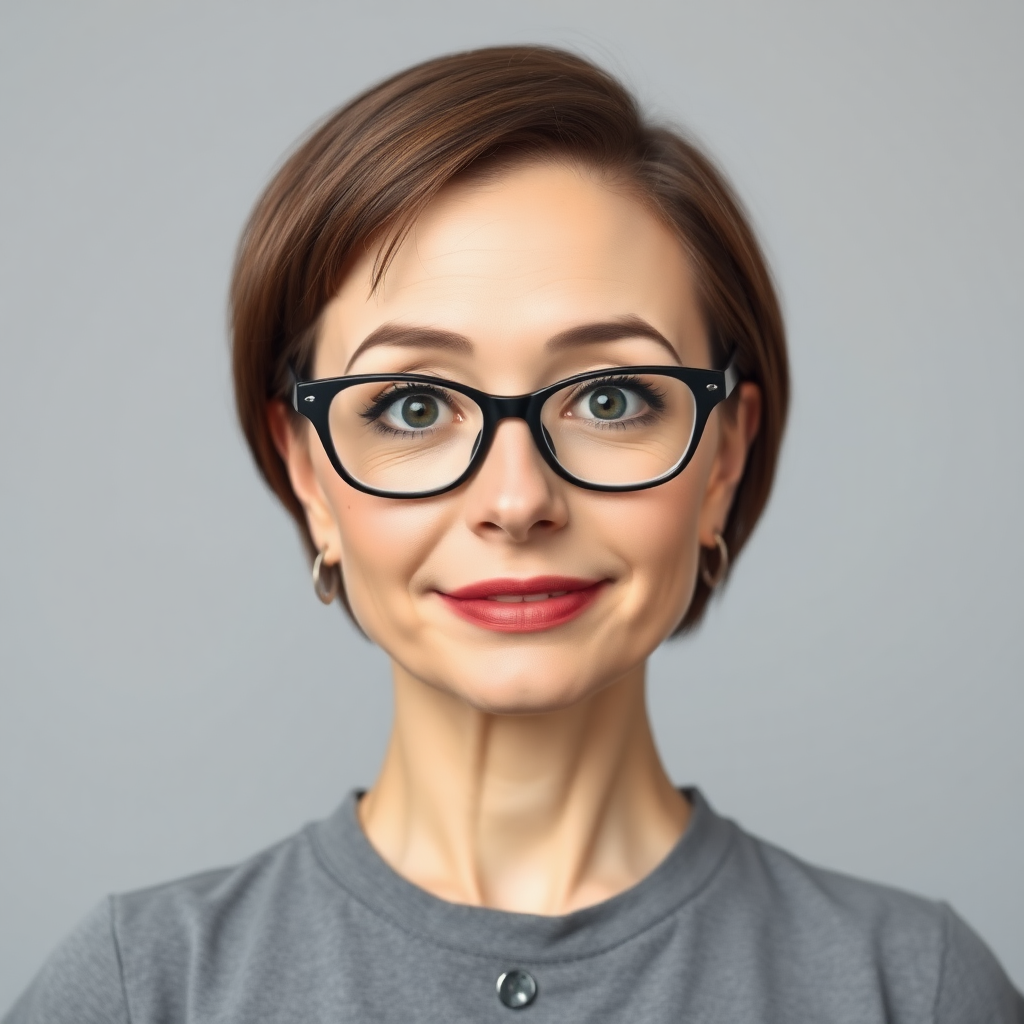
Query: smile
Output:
[[438, 576, 606, 632]]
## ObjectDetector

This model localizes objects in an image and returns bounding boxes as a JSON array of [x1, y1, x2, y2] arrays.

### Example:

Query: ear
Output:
[[697, 382, 762, 546], [267, 399, 343, 563]]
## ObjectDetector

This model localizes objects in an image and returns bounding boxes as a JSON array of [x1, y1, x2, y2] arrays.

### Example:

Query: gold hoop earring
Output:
[[700, 532, 729, 590], [312, 547, 341, 605]]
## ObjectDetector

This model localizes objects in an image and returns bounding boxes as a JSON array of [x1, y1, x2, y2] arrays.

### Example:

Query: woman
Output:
[[7, 45, 1021, 1024]]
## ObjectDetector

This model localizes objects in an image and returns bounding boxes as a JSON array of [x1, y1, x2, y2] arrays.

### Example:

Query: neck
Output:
[[359, 661, 689, 915]]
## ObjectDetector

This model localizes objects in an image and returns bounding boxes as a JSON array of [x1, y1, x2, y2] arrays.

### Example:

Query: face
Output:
[[276, 161, 758, 713]]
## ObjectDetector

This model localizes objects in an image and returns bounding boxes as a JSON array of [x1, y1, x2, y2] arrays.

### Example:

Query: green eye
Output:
[[588, 387, 628, 420], [399, 395, 439, 428]]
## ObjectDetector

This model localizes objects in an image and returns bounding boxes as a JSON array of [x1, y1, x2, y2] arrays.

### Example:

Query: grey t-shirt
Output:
[[6, 789, 1022, 1023]]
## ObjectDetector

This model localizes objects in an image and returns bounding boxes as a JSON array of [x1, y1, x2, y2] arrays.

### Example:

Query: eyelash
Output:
[[564, 374, 668, 414]]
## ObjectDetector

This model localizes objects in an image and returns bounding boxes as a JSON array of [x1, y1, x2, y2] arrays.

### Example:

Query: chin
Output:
[[434, 648, 618, 715], [457, 682, 596, 716]]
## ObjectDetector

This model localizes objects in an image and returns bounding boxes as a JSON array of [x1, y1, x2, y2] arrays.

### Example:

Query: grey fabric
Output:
[[6, 790, 1022, 1023]]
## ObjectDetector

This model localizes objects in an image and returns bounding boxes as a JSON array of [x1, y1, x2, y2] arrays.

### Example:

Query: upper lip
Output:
[[442, 575, 604, 600]]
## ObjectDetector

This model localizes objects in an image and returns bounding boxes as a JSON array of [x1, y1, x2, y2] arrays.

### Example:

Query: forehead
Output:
[[316, 161, 708, 378]]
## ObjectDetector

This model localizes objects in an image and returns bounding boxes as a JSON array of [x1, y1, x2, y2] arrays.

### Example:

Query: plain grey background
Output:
[[1, 0, 1021, 1006]]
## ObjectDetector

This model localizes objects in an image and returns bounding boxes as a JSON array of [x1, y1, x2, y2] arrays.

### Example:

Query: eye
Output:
[[569, 382, 649, 422], [377, 388, 456, 432]]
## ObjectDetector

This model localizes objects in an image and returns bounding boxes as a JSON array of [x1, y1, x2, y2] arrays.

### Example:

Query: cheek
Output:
[[588, 456, 710, 639], [319, 465, 452, 640], [625, 480, 701, 598]]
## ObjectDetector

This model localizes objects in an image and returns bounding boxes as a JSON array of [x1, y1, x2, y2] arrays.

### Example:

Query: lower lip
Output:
[[437, 584, 606, 633]]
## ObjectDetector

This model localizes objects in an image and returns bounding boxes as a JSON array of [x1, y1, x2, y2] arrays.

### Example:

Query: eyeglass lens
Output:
[[327, 373, 697, 494]]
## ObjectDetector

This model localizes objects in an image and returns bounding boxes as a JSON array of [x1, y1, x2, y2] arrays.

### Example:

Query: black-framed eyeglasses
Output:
[[292, 355, 739, 499]]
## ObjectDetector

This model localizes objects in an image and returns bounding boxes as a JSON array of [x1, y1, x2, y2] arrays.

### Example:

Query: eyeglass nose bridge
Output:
[[472, 393, 553, 462], [471, 392, 564, 477], [485, 394, 535, 421]]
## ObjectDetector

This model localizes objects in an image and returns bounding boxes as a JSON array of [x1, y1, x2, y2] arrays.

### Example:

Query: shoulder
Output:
[[4, 824, 334, 1024], [3, 899, 128, 1024], [713, 819, 1023, 1022], [933, 905, 1024, 1023], [110, 825, 321, 951], [725, 824, 946, 948]]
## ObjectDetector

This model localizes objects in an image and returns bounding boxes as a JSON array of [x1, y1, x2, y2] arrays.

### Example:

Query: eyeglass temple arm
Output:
[[723, 350, 740, 399]]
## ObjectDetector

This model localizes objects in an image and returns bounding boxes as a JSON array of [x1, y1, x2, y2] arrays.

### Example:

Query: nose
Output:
[[462, 419, 569, 543]]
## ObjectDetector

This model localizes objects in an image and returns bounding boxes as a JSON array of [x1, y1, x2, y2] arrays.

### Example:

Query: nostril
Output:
[[478, 516, 558, 539]]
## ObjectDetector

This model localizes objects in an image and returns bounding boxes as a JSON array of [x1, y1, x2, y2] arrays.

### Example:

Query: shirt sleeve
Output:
[[2, 899, 131, 1024], [934, 904, 1024, 1024]]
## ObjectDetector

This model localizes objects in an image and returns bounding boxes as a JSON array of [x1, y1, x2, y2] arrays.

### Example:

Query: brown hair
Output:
[[231, 45, 788, 633]]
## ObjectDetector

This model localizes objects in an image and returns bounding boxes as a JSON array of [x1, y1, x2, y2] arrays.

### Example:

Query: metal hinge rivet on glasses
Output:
[[706, 383, 718, 391], [304, 396, 315, 402]]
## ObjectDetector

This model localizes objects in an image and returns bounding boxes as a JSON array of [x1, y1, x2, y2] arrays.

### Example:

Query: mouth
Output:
[[437, 576, 607, 633]]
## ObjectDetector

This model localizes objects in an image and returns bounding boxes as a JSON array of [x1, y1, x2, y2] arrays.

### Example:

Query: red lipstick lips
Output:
[[438, 575, 605, 633]]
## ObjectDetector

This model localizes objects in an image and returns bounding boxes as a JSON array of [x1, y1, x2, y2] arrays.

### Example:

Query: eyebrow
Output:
[[345, 324, 472, 373], [344, 314, 680, 373], [546, 316, 681, 364]]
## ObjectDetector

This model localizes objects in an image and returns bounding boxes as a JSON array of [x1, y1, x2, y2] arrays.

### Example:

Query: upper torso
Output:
[[6, 789, 1022, 1024]]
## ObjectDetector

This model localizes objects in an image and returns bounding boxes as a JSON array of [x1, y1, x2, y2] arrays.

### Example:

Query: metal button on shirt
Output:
[[496, 969, 537, 1008]]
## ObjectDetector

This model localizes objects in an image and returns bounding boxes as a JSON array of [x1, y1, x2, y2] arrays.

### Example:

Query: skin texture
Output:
[[271, 161, 761, 914]]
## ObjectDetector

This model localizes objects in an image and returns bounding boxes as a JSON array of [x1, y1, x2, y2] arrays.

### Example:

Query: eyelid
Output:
[[361, 380, 465, 423], [562, 372, 646, 397], [561, 373, 668, 413]]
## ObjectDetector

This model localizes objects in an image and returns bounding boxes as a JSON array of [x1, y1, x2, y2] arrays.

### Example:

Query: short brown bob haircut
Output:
[[231, 45, 789, 633]]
